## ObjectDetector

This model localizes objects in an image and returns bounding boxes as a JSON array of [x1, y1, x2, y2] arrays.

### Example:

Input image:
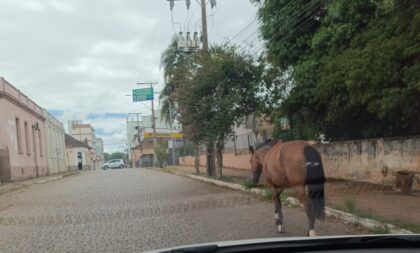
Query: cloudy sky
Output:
[[0, 0, 261, 153]]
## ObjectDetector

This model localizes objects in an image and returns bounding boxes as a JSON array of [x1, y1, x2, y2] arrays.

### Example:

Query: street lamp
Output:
[[162, 96, 176, 166]]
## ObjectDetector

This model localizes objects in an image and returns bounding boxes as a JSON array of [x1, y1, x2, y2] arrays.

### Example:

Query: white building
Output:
[[44, 110, 67, 174], [68, 120, 95, 147], [68, 120, 103, 170], [65, 134, 92, 171]]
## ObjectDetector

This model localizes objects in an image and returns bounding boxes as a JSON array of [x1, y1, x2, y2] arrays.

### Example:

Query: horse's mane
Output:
[[255, 139, 278, 151]]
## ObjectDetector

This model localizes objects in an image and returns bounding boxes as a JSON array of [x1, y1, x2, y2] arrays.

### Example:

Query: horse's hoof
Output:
[[308, 229, 317, 237], [278, 225, 285, 233]]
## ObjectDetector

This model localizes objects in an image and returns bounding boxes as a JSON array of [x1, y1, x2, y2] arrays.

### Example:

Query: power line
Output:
[[237, 30, 260, 52], [170, 6, 183, 34], [230, 18, 256, 43], [234, 0, 300, 52], [243, 0, 323, 57], [250, 0, 323, 58]]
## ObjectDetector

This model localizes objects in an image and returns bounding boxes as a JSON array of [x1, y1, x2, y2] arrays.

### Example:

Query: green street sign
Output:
[[132, 87, 154, 102]]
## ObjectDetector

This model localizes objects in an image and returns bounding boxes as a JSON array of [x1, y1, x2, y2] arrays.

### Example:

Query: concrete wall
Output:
[[0, 77, 48, 182], [179, 153, 251, 170], [179, 136, 420, 187], [314, 136, 420, 185], [44, 110, 67, 175]]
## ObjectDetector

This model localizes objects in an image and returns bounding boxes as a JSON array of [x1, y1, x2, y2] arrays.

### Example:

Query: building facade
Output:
[[93, 137, 104, 168], [0, 77, 48, 182], [126, 111, 183, 167], [64, 134, 92, 171], [68, 120, 95, 147], [68, 120, 102, 170], [126, 110, 182, 161], [44, 110, 67, 175]]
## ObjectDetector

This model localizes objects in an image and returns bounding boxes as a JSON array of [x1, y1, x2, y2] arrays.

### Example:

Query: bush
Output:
[[344, 197, 356, 213], [154, 142, 168, 168]]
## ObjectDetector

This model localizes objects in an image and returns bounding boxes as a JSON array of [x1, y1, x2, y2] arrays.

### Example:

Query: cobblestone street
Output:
[[0, 169, 363, 252]]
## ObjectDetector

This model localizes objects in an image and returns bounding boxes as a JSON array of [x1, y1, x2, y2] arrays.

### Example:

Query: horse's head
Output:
[[249, 145, 262, 185], [249, 139, 279, 185]]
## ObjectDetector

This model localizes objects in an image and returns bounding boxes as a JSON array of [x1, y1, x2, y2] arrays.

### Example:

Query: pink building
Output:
[[0, 77, 48, 182]]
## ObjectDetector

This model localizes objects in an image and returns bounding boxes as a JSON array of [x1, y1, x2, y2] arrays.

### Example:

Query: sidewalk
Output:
[[175, 166, 420, 233], [0, 171, 79, 195]]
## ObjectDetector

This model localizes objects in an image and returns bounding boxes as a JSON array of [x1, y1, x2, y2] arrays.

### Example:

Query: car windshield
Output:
[[0, 0, 419, 252]]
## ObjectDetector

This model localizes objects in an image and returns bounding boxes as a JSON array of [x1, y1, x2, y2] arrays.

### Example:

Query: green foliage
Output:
[[256, 0, 420, 140], [371, 225, 390, 234], [262, 188, 273, 200], [241, 179, 255, 189], [159, 38, 193, 125], [108, 152, 125, 160], [344, 197, 356, 213], [184, 45, 262, 143], [154, 142, 168, 168], [104, 152, 110, 161], [180, 142, 195, 157]]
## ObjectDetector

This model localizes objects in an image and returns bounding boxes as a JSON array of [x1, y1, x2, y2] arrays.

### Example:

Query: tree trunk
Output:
[[194, 142, 200, 174], [206, 141, 216, 177], [216, 139, 224, 178]]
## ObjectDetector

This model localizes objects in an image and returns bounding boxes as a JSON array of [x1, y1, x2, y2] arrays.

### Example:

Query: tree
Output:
[[255, 0, 420, 140], [160, 38, 202, 174], [179, 45, 262, 177], [160, 42, 261, 177], [154, 142, 168, 168], [109, 152, 125, 160], [104, 152, 110, 161]]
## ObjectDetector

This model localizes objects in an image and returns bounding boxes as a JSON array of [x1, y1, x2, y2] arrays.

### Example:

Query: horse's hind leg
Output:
[[294, 185, 316, 237], [273, 187, 285, 233]]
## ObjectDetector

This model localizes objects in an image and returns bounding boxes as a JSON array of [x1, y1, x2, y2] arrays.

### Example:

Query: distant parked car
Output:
[[102, 159, 125, 169]]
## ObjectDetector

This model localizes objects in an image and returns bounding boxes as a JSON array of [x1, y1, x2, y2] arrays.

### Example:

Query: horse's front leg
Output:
[[273, 187, 284, 233]]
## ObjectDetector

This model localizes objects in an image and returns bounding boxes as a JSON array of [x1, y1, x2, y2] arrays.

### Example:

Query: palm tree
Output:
[[159, 37, 201, 174]]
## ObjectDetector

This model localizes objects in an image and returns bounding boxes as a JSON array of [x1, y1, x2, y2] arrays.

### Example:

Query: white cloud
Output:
[[0, 0, 46, 12], [49, 0, 73, 13], [0, 0, 259, 153], [91, 40, 141, 55]]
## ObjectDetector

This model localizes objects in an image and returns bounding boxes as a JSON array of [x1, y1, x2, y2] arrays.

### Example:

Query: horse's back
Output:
[[264, 140, 315, 187]]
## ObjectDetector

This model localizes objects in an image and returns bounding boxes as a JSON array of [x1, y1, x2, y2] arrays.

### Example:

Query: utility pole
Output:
[[200, 0, 209, 52], [163, 97, 176, 165], [127, 112, 142, 168], [199, 0, 216, 177], [137, 82, 158, 166]]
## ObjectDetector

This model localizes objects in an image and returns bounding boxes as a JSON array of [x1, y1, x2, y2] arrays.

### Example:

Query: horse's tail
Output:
[[304, 145, 325, 220]]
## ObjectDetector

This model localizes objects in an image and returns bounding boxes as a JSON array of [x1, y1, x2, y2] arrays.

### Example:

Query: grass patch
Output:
[[241, 179, 255, 189], [280, 189, 296, 201], [261, 188, 273, 200], [344, 197, 356, 213], [218, 176, 234, 182], [217, 175, 245, 184], [355, 209, 420, 233], [334, 203, 420, 233], [370, 225, 390, 234]]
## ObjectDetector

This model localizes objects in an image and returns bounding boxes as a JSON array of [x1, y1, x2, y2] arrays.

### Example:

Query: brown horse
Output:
[[249, 139, 325, 237]]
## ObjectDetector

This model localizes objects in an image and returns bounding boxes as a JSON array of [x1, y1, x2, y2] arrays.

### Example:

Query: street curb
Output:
[[0, 171, 80, 195], [159, 169, 413, 235], [36, 175, 63, 184]]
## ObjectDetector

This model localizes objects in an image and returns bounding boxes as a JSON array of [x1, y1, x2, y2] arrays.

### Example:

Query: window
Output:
[[38, 129, 43, 157], [24, 122, 31, 155], [15, 118, 23, 154]]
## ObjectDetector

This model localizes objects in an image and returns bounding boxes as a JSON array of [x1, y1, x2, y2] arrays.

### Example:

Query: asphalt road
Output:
[[0, 169, 363, 252]]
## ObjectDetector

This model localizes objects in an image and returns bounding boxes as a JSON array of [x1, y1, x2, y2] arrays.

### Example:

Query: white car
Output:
[[102, 159, 125, 169]]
